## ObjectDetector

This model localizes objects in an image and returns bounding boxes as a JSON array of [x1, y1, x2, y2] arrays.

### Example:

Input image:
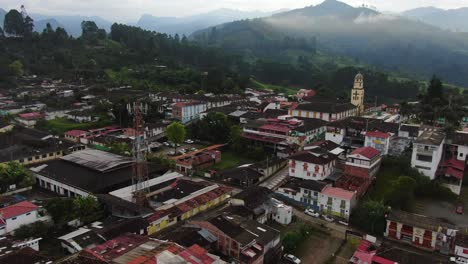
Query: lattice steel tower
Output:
[[128, 102, 149, 206]]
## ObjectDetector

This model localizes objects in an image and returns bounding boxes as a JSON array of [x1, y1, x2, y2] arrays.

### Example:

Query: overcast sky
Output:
[[1, 0, 468, 22]]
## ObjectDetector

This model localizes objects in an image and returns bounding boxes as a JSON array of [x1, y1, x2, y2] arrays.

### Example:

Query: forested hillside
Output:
[[192, 0, 468, 88], [0, 7, 426, 103]]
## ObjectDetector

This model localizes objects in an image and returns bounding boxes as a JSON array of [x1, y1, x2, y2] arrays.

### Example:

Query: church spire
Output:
[[351, 72, 365, 115]]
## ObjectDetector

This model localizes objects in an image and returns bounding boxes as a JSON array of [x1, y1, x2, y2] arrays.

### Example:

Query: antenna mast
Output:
[[20, 5, 28, 18], [130, 102, 149, 206]]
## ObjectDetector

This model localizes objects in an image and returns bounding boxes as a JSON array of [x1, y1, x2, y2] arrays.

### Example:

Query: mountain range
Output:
[[191, 0, 468, 87], [1, 7, 285, 36], [402, 7, 468, 32], [136, 8, 287, 36]]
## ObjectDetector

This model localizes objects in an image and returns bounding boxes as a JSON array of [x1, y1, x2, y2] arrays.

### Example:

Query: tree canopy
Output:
[[166, 122, 186, 151]]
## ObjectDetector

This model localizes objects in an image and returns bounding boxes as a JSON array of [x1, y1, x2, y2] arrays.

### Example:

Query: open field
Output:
[[38, 118, 111, 135]]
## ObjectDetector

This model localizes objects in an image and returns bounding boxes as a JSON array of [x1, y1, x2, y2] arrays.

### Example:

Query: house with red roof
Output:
[[0, 201, 41, 235], [437, 158, 465, 195], [288, 147, 338, 181], [176, 150, 221, 175], [350, 240, 397, 264], [318, 186, 357, 221], [64, 130, 88, 143], [345, 146, 382, 179], [172, 101, 208, 124], [16, 112, 44, 127], [364, 130, 391, 155]]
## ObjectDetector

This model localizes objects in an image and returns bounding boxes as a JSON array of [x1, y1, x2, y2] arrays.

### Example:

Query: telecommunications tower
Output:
[[128, 102, 150, 206]]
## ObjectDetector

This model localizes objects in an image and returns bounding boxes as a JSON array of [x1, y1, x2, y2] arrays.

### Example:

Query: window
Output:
[[42, 154, 47, 158], [417, 154, 432, 162], [28, 157, 32, 161], [12, 217, 17, 220], [26, 212, 31, 216], [49, 153, 53, 157], [35, 155, 40, 160]]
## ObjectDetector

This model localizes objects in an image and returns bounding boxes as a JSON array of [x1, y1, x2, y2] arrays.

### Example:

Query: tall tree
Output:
[[9, 60, 24, 77], [4, 9, 24, 36], [166, 122, 186, 153], [23, 15, 34, 37], [427, 75, 444, 101], [73, 196, 99, 222]]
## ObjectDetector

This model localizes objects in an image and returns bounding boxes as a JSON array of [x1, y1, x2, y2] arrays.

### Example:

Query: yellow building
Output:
[[351, 72, 365, 115], [146, 182, 231, 235]]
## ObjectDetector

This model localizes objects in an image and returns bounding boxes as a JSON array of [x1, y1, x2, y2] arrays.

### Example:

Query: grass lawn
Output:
[[39, 118, 112, 135], [249, 78, 299, 96], [211, 151, 254, 170]]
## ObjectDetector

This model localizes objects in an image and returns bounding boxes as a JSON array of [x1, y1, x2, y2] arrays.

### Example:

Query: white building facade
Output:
[[411, 131, 445, 180], [318, 186, 357, 221]]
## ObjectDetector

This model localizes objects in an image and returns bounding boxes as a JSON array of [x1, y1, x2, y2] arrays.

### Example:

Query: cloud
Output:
[[353, 13, 398, 24], [0, 0, 466, 22]]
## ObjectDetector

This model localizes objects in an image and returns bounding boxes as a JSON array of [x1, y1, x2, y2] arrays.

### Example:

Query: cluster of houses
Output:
[[0, 72, 466, 263]]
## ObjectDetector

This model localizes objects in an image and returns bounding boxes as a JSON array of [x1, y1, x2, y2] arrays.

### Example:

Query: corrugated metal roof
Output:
[[61, 149, 132, 172]]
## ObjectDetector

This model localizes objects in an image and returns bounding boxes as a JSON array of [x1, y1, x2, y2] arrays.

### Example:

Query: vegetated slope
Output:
[[403, 7, 468, 32], [192, 0, 468, 87]]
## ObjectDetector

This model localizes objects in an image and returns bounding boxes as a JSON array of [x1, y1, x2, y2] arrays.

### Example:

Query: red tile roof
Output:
[[365, 131, 391, 139], [18, 112, 43, 120], [351, 147, 380, 159], [0, 201, 38, 220], [65, 130, 87, 137], [259, 124, 290, 133], [438, 158, 465, 180], [321, 186, 355, 200]]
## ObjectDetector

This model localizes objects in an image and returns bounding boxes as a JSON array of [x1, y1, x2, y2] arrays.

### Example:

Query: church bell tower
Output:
[[351, 72, 365, 115]]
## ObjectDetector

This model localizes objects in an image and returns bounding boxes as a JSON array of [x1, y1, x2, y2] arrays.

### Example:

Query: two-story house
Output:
[[288, 148, 337, 181], [276, 179, 329, 211], [411, 130, 446, 180], [0, 201, 42, 235], [344, 146, 382, 179], [364, 131, 391, 155], [318, 186, 357, 221]]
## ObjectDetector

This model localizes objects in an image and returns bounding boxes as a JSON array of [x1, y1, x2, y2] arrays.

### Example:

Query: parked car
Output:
[[456, 204, 464, 215], [185, 139, 194, 144], [167, 151, 176, 156], [284, 254, 301, 264], [450, 257, 468, 264], [163, 142, 170, 146], [190, 147, 198, 151], [322, 215, 334, 222], [304, 209, 320, 218]]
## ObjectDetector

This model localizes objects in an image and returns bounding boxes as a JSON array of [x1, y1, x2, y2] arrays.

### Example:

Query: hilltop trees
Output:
[[3, 9, 34, 37]]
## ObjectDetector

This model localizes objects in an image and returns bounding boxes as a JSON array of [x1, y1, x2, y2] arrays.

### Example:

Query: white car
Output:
[[163, 142, 170, 146], [450, 257, 468, 264], [185, 139, 194, 144], [322, 215, 334, 222], [284, 254, 301, 264], [304, 209, 320, 218]]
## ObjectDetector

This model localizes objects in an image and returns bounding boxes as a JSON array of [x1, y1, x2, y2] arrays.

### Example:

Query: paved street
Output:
[[292, 207, 349, 238], [260, 166, 288, 190]]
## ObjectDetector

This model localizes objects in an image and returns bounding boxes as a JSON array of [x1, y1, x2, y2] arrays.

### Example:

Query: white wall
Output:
[[34, 173, 90, 197], [455, 245, 468, 259], [456, 145, 468, 163], [289, 159, 334, 181], [326, 129, 345, 145], [318, 192, 356, 221], [3, 210, 40, 234], [364, 136, 390, 155], [411, 142, 444, 180]]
